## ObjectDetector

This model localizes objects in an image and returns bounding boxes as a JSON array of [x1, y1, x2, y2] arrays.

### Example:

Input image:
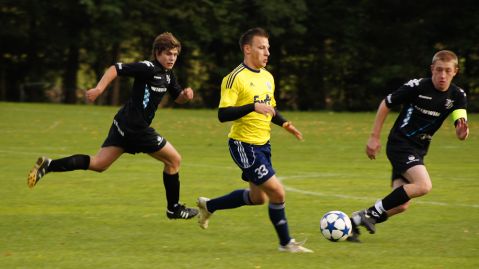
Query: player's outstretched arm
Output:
[[86, 66, 118, 102], [283, 121, 303, 141], [271, 108, 303, 141], [366, 99, 390, 160], [175, 87, 194, 104]]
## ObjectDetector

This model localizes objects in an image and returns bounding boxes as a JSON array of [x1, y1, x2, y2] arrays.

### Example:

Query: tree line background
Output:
[[1, 0, 479, 111]]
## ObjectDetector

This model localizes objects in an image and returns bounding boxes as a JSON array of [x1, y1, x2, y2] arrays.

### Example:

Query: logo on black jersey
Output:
[[141, 61, 154, 67], [151, 86, 167, 93], [406, 155, 419, 164], [418, 95, 432, 100], [254, 94, 272, 105], [445, 99, 454, 109], [414, 105, 440, 117], [404, 78, 422, 87]]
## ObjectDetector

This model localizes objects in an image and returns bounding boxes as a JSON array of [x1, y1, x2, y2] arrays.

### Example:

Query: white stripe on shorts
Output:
[[235, 140, 249, 168]]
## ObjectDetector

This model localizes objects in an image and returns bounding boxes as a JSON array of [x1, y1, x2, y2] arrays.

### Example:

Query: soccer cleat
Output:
[[351, 210, 377, 234], [166, 203, 198, 220], [346, 219, 361, 243], [196, 197, 212, 229], [28, 156, 51, 189], [278, 239, 314, 253]]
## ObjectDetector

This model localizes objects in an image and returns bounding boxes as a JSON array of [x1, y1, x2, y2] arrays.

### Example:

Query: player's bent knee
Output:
[[417, 183, 432, 196], [90, 165, 109, 173], [249, 192, 267, 205], [251, 197, 266, 205], [163, 155, 182, 173], [268, 192, 285, 204], [88, 156, 113, 173]]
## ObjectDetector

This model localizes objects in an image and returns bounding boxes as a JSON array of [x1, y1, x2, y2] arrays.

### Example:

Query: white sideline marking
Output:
[[279, 174, 479, 209]]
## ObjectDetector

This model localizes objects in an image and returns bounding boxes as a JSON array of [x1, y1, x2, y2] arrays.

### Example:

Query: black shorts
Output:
[[102, 120, 167, 154], [386, 142, 426, 182]]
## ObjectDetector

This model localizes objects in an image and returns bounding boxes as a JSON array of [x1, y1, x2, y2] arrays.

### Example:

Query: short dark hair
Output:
[[239, 27, 269, 52], [151, 32, 181, 60]]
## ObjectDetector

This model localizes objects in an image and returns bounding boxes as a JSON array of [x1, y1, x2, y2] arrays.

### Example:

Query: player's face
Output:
[[245, 36, 270, 69], [431, 60, 458, 91], [156, 48, 179, 70]]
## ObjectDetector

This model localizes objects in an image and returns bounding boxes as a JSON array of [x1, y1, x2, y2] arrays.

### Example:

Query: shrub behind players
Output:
[[196, 27, 312, 253], [28, 32, 198, 220], [348, 50, 469, 242]]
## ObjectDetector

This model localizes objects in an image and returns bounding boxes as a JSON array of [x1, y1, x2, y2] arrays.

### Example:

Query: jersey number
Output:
[[255, 165, 269, 179]]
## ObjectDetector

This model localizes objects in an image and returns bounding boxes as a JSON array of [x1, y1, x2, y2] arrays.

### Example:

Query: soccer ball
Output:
[[320, 211, 352, 242]]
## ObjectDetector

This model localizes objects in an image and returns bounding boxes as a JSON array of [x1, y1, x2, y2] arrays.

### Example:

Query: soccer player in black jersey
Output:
[[348, 50, 470, 242], [28, 32, 198, 220]]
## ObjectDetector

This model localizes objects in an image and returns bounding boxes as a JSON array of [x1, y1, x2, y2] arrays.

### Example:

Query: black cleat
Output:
[[347, 219, 361, 243], [28, 156, 51, 189], [352, 210, 377, 234], [166, 203, 199, 220]]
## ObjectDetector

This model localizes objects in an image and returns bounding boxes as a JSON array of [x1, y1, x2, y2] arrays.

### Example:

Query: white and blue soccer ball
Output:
[[320, 210, 352, 242]]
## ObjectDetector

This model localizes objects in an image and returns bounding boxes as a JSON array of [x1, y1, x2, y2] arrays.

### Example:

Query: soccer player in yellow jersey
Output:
[[197, 28, 312, 253]]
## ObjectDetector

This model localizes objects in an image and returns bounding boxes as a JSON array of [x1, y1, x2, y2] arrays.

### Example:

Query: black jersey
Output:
[[113, 60, 183, 131], [385, 78, 467, 150]]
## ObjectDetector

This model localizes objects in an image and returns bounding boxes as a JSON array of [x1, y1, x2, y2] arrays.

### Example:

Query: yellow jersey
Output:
[[219, 63, 276, 145]]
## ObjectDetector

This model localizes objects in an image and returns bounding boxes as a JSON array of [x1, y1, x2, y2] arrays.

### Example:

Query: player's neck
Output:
[[242, 61, 261, 72]]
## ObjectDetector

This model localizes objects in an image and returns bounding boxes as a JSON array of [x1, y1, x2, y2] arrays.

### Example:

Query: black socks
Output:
[[48, 154, 90, 172], [163, 172, 180, 211]]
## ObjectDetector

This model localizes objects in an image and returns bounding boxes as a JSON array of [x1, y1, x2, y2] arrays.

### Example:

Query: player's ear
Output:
[[453, 67, 459, 76], [243, 44, 251, 54]]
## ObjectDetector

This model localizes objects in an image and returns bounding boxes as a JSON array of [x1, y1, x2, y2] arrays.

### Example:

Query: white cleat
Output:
[[278, 239, 314, 253], [196, 197, 212, 229]]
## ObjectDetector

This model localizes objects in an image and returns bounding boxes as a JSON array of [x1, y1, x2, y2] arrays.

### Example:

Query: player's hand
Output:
[[455, 118, 469, 140], [85, 87, 103, 102], [366, 136, 381, 160], [181, 87, 194, 101], [283, 122, 303, 141], [254, 103, 276, 118], [175, 87, 194, 104]]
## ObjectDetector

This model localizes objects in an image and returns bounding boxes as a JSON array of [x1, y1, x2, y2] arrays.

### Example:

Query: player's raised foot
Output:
[[196, 197, 212, 229], [346, 219, 361, 243], [28, 156, 51, 189], [278, 239, 314, 253], [351, 210, 377, 234], [166, 203, 198, 220]]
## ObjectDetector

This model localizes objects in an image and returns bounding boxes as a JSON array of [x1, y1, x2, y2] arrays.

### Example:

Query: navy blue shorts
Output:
[[102, 120, 167, 154], [228, 139, 276, 185], [386, 142, 426, 182]]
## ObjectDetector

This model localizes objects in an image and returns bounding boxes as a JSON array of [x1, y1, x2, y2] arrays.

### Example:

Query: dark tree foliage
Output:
[[1, 0, 478, 111]]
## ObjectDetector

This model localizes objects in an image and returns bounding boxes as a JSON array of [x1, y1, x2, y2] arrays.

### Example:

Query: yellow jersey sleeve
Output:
[[219, 77, 240, 108]]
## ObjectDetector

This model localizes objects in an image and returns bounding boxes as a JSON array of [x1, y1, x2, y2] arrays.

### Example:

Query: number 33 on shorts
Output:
[[255, 164, 269, 179]]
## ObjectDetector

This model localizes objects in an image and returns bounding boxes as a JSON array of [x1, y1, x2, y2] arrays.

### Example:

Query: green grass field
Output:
[[1, 102, 478, 269]]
